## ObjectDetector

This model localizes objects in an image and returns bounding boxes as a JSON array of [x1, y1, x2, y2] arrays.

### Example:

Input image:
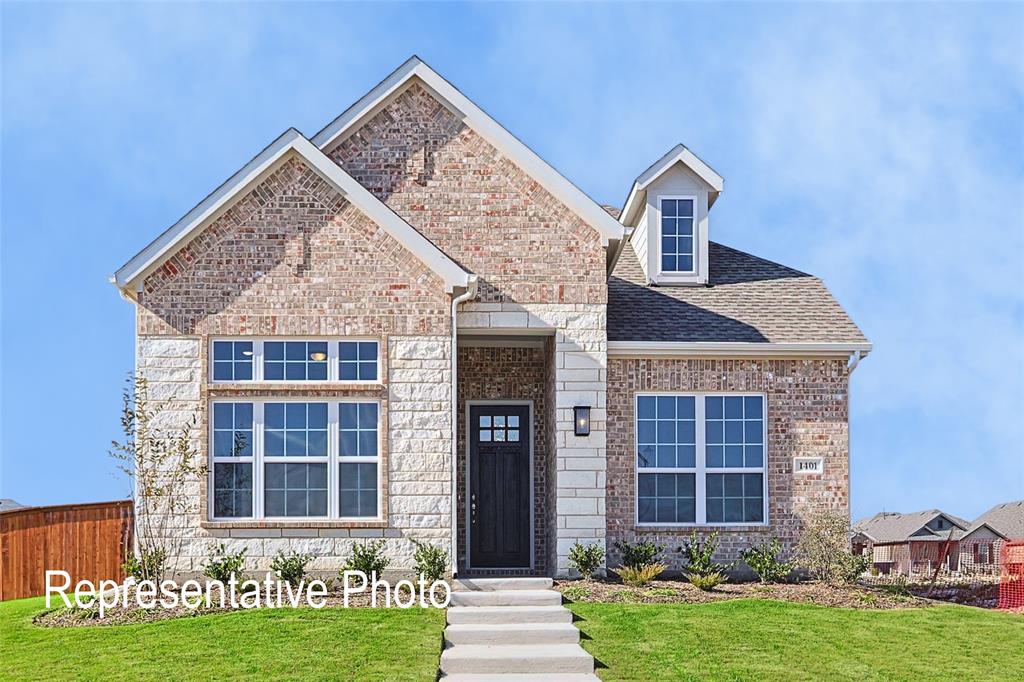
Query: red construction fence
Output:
[[0, 501, 134, 601], [997, 540, 1024, 610]]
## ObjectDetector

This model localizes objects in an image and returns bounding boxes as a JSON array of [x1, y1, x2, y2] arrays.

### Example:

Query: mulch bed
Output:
[[554, 578, 932, 610], [34, 583, 436, 628]]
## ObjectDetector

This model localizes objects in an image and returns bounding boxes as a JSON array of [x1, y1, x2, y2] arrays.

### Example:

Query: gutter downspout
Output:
[[847, 350, 862, 373], [450, 276, 477, 577]]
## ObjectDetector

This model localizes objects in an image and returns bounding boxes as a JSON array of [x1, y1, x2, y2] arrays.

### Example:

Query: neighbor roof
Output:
[[607, 241, 870, 348], [964, 500, 1024, 541], [311, 56, 624, 247], [853, 510, 970, 544], [111, 128, 474, 296], [0, 498, 26, 513]]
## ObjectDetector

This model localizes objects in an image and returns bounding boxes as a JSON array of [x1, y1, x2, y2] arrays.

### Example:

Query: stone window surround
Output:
[[199, 337, 391, 529]]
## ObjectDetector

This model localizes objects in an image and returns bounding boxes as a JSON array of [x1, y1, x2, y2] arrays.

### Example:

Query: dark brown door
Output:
[[469, 404, 531, 569]]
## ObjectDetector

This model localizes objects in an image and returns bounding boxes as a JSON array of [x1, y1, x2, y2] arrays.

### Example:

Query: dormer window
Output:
[[660, 197, 696, 273]]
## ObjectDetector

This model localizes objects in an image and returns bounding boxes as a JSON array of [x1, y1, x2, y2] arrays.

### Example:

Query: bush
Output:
[[270, 550, 314, 587], [203, 544, 247, 584], [613, 539, 665, 570], [795, 509, 865, 584], [741, 538, 794, 583], [561, 585, 592, 602], [341, 540, 390, 581], [678, 531, 733, 588], [689, 572, 725, 591], [123, 545, 168, 582], [411, 540, 448, 585], [614, 563, 667, 586], [568, 541, 605, 580]]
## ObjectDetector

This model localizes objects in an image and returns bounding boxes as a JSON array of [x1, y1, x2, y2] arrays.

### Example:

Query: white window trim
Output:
[[209, 337, 382, 384], [655, 195, 698, 279], [634, 391, 769, 528], [208, 397, 382, 522]]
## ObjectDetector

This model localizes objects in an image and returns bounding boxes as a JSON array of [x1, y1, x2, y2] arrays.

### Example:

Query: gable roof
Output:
[[619, 143, 724, 227], [311, 56, 624, 247], [853, 510, 970, 544], [964, 500, 1024, 541], [111, 128, 473, 296], [608, 240, 870, 350]]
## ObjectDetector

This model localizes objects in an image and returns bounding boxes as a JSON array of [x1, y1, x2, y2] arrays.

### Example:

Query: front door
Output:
[[469, 404, 531, 569]]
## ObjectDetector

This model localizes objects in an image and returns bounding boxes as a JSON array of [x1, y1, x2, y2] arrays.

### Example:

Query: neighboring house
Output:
[[853, 510, 969, 575], [111, 56, 870, 577], [0, 499, 26, 513], [958, 500, 1024, 573]]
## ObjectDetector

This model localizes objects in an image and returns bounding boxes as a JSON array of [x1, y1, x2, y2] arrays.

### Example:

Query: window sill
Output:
[[206, 382, 385, 393], [202, 519, 388, 530], [634, 523, 770, 532]]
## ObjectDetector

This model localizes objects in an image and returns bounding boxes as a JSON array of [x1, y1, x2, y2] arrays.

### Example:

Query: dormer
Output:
[[618, 144, 724, 286]]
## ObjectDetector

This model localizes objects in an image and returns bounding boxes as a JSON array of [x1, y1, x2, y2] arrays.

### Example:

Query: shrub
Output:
[[741, 538, 794, 583], [678, 531, 733, 587], [614, 563, 666, 586], [613, 539, 665, 570], [203, 544, 247, 584], [689, 572, 725, 591], [270, 550, 314, 587], [795, 509, 865, 584], [123, 545, 168, 582], [341, 540, 390, 581], [561, 585, 592, 602], [567, 541, 605, 580], [411, 540, 448, 585]]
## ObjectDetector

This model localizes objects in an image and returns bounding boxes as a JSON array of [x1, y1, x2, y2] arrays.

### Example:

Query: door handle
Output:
[[471, 494, 477, 524]]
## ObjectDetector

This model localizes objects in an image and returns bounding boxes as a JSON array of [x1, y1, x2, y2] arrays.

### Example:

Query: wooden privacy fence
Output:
[[0, 500, 133, 601]]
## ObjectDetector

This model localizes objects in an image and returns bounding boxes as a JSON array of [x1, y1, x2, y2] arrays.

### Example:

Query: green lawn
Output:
[[570, 599, 1024, 681], [0, 597, 445, 681]]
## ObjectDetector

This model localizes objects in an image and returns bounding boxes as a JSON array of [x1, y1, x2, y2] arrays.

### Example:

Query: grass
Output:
[[570, 599, 1024, 681], [0, 597, 444, 681]]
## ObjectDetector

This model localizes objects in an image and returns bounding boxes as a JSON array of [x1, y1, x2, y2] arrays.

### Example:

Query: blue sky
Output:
[[1, 2, 1021, 521]]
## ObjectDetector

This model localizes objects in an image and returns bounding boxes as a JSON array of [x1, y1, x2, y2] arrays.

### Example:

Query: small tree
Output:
[[795, 509, 864, 584], [567, 541, 605, 580], [741, 538, 794, 584], [109, 374, 206, 581]]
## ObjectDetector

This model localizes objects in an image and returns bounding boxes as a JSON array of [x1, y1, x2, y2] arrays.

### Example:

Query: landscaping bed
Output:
[[555, 578, 930, 609]]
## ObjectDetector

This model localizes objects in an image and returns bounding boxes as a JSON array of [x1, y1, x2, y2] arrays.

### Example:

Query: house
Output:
[[958, 500, 1024, 574], [0, 499, 26, 513], [853, 510, 969, 576], [111, 56, 869, 577]]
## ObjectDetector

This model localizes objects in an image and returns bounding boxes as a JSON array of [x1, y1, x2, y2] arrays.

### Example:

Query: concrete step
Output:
[[447, 605, 573, 625], [445, 622, 580, 645], [439, 644, 594, 675], [449, 589, 562, 607], [453, 577, 554, 592], [440, 671, 598, 675]]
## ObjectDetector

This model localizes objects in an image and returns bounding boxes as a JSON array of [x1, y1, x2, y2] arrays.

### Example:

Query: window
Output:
[[209, 400, 380, 520], [209, 339, 380, 382], [659, 197, 695, 273], [636, 394, 766, 526], [479, 414, 520, 443], [212, 341, 253, 381], [340, 341, 379, 381]]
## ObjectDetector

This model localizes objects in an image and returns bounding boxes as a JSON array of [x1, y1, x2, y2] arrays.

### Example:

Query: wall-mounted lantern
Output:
[[574, 406, 591, 437]]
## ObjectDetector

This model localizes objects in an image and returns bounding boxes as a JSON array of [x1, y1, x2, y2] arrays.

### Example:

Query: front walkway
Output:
[[440, 577, 598, 680]]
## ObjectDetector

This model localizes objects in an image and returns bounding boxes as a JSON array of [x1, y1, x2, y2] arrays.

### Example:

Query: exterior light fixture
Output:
[[574, 406, 591, 437], [309, 351, 328, 362]]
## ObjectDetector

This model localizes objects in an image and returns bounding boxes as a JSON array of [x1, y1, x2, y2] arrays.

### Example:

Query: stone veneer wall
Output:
[[458, 302, 607, 577], [456, 346, 549, 575], [606, 357, 850, 571]]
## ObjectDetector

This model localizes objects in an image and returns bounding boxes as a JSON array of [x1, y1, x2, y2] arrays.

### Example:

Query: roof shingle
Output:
[[608, 241, 868, 344]]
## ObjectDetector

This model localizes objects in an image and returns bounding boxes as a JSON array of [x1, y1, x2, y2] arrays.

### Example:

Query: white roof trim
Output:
[[111, 128, 472, 295], [961, 523, 1007, 541], [312, 56, 624, 246], [607, 341, 873, 358], [620, 143, 724, 227]]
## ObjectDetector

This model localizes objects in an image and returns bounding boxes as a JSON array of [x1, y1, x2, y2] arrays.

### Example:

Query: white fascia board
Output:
[[607, 341, 874, 358], [619, 144, 725, 227], [112, 128, 472, 295], [312, 56, 624, 246]]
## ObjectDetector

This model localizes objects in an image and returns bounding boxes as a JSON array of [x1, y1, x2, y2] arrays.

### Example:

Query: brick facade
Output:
[[456, 346, 550, 575], [606, 357, 851, 571], [329, 82, 607, 306]]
